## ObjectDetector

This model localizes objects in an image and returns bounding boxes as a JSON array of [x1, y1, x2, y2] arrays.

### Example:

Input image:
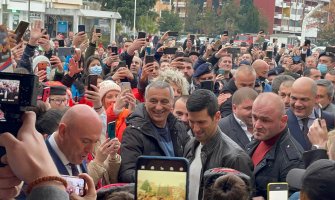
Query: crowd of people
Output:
[[0, 19, 335, 200]]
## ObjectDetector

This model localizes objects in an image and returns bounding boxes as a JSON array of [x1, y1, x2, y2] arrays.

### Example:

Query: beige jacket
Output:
[[87, 154, 121, 186]]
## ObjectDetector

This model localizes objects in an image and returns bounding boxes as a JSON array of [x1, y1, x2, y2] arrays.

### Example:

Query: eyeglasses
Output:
[[49, 98, 68, 104]]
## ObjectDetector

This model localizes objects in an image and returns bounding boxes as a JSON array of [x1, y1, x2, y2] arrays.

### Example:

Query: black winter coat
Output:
[[118, 104, 190, 183], [246, 127, 304, 198]]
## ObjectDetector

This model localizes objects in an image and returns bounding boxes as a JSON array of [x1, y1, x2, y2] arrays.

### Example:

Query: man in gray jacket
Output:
[[184, 89, 254, 200]]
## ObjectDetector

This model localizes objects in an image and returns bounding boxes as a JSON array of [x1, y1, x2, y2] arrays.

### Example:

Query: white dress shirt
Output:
[[49, 133, 82, 175]]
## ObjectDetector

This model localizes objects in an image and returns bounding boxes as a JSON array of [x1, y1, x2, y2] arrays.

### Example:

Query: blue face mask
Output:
[[317, 63, 328, 74], [89, 65, 102, 75]]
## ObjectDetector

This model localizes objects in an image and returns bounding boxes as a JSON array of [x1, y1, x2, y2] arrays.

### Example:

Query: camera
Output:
[[0, 72, 39, 166]]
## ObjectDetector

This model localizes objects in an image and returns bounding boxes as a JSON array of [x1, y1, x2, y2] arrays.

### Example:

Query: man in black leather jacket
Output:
[[246, 92, 304, 199], [184, 89, 253, 200]]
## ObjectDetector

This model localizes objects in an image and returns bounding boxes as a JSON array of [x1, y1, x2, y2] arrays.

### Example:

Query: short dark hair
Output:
[[271, 75, 295, 94], [186, 89, 218, 118], [204, 174, 250, 200], [36, 108, 67, 136]]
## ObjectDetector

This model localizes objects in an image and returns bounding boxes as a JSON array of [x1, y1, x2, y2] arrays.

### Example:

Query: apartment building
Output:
[[0, 0, 121, 42], [254, 0, 329, 38]]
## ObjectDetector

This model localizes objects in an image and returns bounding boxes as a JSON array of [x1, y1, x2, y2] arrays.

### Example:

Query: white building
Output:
[[0, 0, 121, 42]]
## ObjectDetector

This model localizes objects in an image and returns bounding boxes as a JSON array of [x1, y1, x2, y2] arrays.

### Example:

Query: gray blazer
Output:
[[27, 186, 69, 200]]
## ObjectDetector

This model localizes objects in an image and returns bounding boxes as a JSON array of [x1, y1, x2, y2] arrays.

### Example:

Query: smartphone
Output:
[[213, 40, 222, 51], [37, 62, 48, 71], [14, 21, 30, 43], [175, 51, 185, 58], [138, 32, 146, 39], [267, 183, 288, 200], [262, 41, 268, 51], [42, 87, 50, 102], [266, 51, 273, 58], [190, 34, 195, 43], [227, 47, 241, 55], [61, 175, 86, 197], [58, 47, 74, 57], [253, 43, 260, 48], [163, 47, 177, 55], [107, 121, 116, 139], [229, 39, 234, 45], [120, 81, 131, 92], [135, 156, 189, 200], [58, 40, 65, 47], [304, 39, 311, 46], [111, 46, 118, 55], [87, 74, 98, 91], [200, 80, 214, 91], [95, 28, 101, 33], [145, 55, 155, 64], [217, 69, 225, 75], [145, 46, 151, 55], [281, 43, 286, 48], [117, 61, 127, 68], [168, 31, 179, 37], [78, 25, 85, 33]]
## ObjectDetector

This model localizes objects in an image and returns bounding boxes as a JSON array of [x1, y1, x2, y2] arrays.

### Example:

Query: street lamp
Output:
[[133, 0, 137, 39], [28, 0, 31, 22]]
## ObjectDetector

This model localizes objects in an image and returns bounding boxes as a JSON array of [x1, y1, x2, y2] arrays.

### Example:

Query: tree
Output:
[[137, 15, 158, 34], [312, 0, 335, 45], [159, 11, 183, 32], [100, 0, 156, 28], [238, 4, 262, 33], [215, 1, 242, 35], [140, 180, 152, 192], [184, 2, 201, 33]]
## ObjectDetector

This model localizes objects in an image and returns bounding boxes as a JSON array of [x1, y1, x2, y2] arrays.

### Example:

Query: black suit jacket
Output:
[[218, 114, 250, 150], [287, 108, 335, 151]]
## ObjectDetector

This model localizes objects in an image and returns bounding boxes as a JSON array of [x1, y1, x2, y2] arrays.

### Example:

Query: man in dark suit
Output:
[[46, 104, 102, 175], [219, 87, 258, 150], [288, 77, 335, 151]]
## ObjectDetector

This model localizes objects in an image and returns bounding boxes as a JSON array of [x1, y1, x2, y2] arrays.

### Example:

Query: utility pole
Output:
[[28, 0, 31, 22], [133, 0, 136, 39]]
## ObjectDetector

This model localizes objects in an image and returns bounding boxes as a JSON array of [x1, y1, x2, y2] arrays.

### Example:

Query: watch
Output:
[[311, 145, 320, 150]]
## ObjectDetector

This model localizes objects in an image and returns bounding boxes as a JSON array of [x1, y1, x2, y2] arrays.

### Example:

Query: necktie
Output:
[[301, 118, 312, 149], [68, 163, 79, 176]]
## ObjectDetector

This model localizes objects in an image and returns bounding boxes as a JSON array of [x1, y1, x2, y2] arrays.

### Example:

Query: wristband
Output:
[[27, 176, 67, 194], [94, 105, 103, 110]]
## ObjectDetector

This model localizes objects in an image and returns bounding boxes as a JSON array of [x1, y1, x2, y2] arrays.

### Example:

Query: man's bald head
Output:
[[252, 59, 270, 78], [290, 77, 317, 118], [252, 92, 288, 141], [60, 104, 102, 130], [292, 77, 317, 97], [254, 92, 285, 116], [56, 105, 102, 164]]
